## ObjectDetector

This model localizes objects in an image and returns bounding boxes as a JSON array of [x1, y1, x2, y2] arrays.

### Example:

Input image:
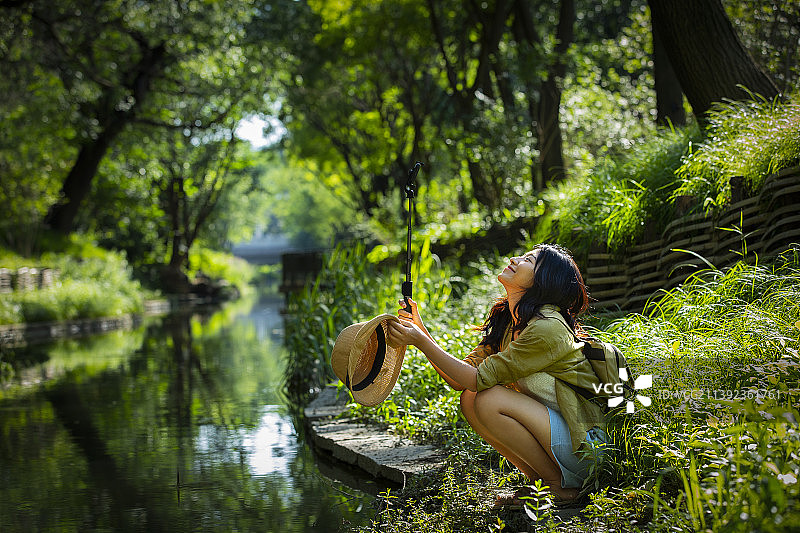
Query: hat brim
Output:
[[330, 314, 406, 407]]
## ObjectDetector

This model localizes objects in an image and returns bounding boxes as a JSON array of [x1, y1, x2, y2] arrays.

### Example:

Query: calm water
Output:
[[0, 296, 376, 532]]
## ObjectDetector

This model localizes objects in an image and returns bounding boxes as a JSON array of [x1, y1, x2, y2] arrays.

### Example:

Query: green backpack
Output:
[[551, 314, 643, 413]]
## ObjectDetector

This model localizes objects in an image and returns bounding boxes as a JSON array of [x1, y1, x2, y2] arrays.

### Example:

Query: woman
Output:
[[386, 243, 607, 504]]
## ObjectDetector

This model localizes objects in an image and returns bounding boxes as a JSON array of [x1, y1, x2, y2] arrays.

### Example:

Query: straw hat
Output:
[[330, 313, 406, 406]]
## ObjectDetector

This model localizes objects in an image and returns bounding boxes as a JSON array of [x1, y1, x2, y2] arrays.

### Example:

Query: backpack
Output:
[[550, 314, 639, 412]]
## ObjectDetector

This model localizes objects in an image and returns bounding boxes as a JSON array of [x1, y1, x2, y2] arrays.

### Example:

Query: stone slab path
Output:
[[304, 386, 447, 486]]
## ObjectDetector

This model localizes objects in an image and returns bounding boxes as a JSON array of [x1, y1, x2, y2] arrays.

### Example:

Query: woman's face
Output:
[[498, 250, 538, 291]]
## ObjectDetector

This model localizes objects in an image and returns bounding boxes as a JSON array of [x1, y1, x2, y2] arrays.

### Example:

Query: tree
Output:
[[512, 0, 576, 188], [427, 0, 517, 206], [156, 129, 242, 291], [270, 0, 447, 218], [0, 0, 268, 235], [648, 0, 780, 118]]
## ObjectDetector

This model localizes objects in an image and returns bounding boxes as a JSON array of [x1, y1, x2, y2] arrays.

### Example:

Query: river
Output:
[[0, 295, 376, 532]]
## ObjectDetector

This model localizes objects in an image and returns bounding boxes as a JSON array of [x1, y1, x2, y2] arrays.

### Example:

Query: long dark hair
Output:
[[477, 243, 589, 351]]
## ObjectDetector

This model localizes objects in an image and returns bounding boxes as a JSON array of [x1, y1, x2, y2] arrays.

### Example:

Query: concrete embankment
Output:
[[0, 300, 171, 347], [304, 385, 448, 487]]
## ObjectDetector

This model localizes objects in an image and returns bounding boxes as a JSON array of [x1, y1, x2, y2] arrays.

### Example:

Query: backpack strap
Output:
[[546, 311, 610, 407], [561, 379, 601, 402]]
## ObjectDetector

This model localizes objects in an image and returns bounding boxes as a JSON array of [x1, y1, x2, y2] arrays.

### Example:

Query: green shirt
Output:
[[464, 305, 607, 453]]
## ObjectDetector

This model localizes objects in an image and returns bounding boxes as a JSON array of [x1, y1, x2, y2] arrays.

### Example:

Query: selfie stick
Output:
[[402, 162, 423, 314]]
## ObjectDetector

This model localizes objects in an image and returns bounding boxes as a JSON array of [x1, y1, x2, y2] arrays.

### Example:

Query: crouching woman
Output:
[[386, 244, 607, 504]]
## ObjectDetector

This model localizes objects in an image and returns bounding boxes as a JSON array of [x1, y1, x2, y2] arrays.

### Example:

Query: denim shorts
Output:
[[547, 407, 607, 488]]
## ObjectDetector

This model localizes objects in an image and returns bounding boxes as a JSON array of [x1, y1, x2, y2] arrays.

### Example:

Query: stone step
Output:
[[304, 385, 447, 486]]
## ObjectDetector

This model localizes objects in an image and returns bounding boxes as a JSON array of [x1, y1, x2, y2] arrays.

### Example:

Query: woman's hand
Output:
[[387, 316, 478, 392], [397, 298, 432, 340], [386, 317, 427, 348]]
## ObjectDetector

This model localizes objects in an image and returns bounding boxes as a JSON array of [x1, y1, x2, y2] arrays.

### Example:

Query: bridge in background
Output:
[[232, 234, 325, 294], [231, 234, 316, 265]]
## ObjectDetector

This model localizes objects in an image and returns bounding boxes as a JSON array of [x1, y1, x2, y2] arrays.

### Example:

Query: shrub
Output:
[[188, 247, 255, 295], [674, 92, 800, 210], [532, 125, 699, 256], [0, 239, 146, 325]]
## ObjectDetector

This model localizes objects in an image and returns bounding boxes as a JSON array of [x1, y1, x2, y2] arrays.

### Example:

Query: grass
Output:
[[531, 124, 700, 258], [529, 92, 798, 259], [0, 241, 146, 325], [674, 92, 800, 210], [283, 241, 800, 532]]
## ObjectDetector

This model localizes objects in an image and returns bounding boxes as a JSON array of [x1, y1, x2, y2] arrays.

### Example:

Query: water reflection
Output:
[[0, 297, 374, 532]]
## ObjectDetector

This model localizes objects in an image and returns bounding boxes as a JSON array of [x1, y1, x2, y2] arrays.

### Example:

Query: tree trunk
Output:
[[652, 21, 686, 126], [648, 0, 779, 118], [536, 0, 575, 189], [468, 159, 497, 208], [44, 42, 167, 234], [537, 77, 565, 188], [44, 114, 127, 233], [163, 173, 191, 293]]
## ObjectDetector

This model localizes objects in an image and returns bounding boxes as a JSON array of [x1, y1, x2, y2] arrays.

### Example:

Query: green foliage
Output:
[[273, 0, 664, 240], [284, 243, 388, 401], [258, 154, 361, 248], [674, 93, 800, 210], [0, 22, 76, 254], [0, 0, 273, 275], [725, 0, 800, 95], [563, 3, 661, 177], [532, 125, 700, 255], [0, 238, 145, 325]]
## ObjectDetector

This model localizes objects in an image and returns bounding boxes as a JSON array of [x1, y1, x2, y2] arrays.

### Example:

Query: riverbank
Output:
[[0, 297, 236, 348], [287, 243, 800, 532], [304, 385, 591, 531]]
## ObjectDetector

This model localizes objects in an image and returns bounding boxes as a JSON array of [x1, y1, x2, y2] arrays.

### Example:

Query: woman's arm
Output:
[[386, 317, 478, 392], [396, 298, 465, 389]]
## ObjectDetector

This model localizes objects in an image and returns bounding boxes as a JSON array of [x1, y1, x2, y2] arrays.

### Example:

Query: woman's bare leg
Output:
[[462, 386, 579, 500], [460, 390, 540, 480]]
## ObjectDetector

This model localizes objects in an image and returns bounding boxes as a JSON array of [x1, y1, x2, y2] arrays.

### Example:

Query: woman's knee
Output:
[[473, 385, 506, 419], [459, 389, 476, 418]]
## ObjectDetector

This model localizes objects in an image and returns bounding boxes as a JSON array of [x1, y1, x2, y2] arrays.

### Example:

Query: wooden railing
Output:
[[584, 166, 800, 311]]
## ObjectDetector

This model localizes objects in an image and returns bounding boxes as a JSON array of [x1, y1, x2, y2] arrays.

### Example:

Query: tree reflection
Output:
[[0, 303, 373, 532]]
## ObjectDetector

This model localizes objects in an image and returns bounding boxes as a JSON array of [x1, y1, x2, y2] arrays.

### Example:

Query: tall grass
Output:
[[282, 238, 454, 403], [333, 248, 800, 532], [582, 248, 800, 530], [674, 92, 800, 210], [529, 92, 799, 259], [532, 125, 700, 256]]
